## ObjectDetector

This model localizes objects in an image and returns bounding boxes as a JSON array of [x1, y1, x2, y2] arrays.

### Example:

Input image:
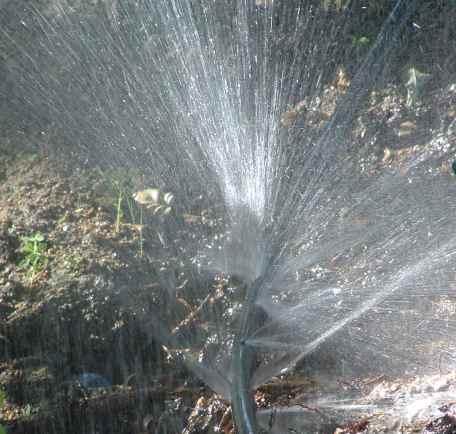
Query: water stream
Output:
[[1, 0, 456, 432]]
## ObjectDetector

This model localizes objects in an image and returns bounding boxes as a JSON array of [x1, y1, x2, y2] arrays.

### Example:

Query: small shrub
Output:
[[0, 389, 7, 434], [99, 169, 141, 232], [18, 232, 48, 282]]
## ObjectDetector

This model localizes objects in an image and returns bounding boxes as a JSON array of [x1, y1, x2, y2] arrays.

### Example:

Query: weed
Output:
[[57, 212, 69, 225], [133, 188, 174, 255], [18, 232, 48, 282], [0, 389, 6, 434], [114, 184, 124, 233], [97, 170, 175, 256], [99, 169, 141, 232], [139, 207, 144, 257], [352, 35, 371, 48]]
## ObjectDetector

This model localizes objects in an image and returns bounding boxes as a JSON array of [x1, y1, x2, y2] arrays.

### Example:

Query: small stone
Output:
[[382, 147, 393, 163], [397, 120, 417, 137]]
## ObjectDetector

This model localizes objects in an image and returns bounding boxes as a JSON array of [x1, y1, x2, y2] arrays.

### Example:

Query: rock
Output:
[[77, 372, 111, 389], [397, 120, 417, 138]]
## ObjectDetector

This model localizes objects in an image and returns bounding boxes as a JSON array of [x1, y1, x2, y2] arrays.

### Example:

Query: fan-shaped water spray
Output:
[[1, 0, 456, 432]]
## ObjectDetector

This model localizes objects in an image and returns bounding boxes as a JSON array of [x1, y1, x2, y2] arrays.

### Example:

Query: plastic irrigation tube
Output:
[[230, 2, 417, 431], [231, 337, 257, 434], [231, 275, 266, 434]]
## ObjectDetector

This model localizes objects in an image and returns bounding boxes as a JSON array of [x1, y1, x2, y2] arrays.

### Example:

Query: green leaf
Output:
[[0, 389, 5, 407], [0, 425, 6, 434], [33, 233, 45, 242]]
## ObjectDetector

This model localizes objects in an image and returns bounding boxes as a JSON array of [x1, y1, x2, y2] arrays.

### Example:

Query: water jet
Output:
[[1, 0, 456, 432]]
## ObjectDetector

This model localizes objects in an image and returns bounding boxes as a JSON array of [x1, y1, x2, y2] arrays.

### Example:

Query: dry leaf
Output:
[[397, 120, 416, 137], [133, 188, 160, 205]]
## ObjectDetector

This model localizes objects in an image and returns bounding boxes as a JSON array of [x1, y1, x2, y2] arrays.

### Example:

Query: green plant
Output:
[[114, 183, 124, 233], [100, 170, 141, 233], [132, 188, 175, 257], [18, 232, 48, 282], [0, 389, 7, 434], [98, 171, 176, 256], [352, 35, 371, 48], [139, 207, 144, 258]]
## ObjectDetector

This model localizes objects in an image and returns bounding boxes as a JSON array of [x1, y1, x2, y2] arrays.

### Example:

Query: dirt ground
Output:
[[0, 2, 455, 432], [0, 70, 454, 433]]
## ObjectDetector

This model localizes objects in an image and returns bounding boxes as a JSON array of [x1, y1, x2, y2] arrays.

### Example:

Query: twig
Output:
[[171, 284, 225, 335]]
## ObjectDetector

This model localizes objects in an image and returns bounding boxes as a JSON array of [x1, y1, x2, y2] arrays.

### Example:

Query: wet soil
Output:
[[0, 2, 455, 432], [0, 74, 454, 433]]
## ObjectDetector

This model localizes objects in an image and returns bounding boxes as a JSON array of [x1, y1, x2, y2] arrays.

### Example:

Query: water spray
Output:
[[232, 274, 269, 434], [2, 0, 455, 432], [228, 1, 419, 432]]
